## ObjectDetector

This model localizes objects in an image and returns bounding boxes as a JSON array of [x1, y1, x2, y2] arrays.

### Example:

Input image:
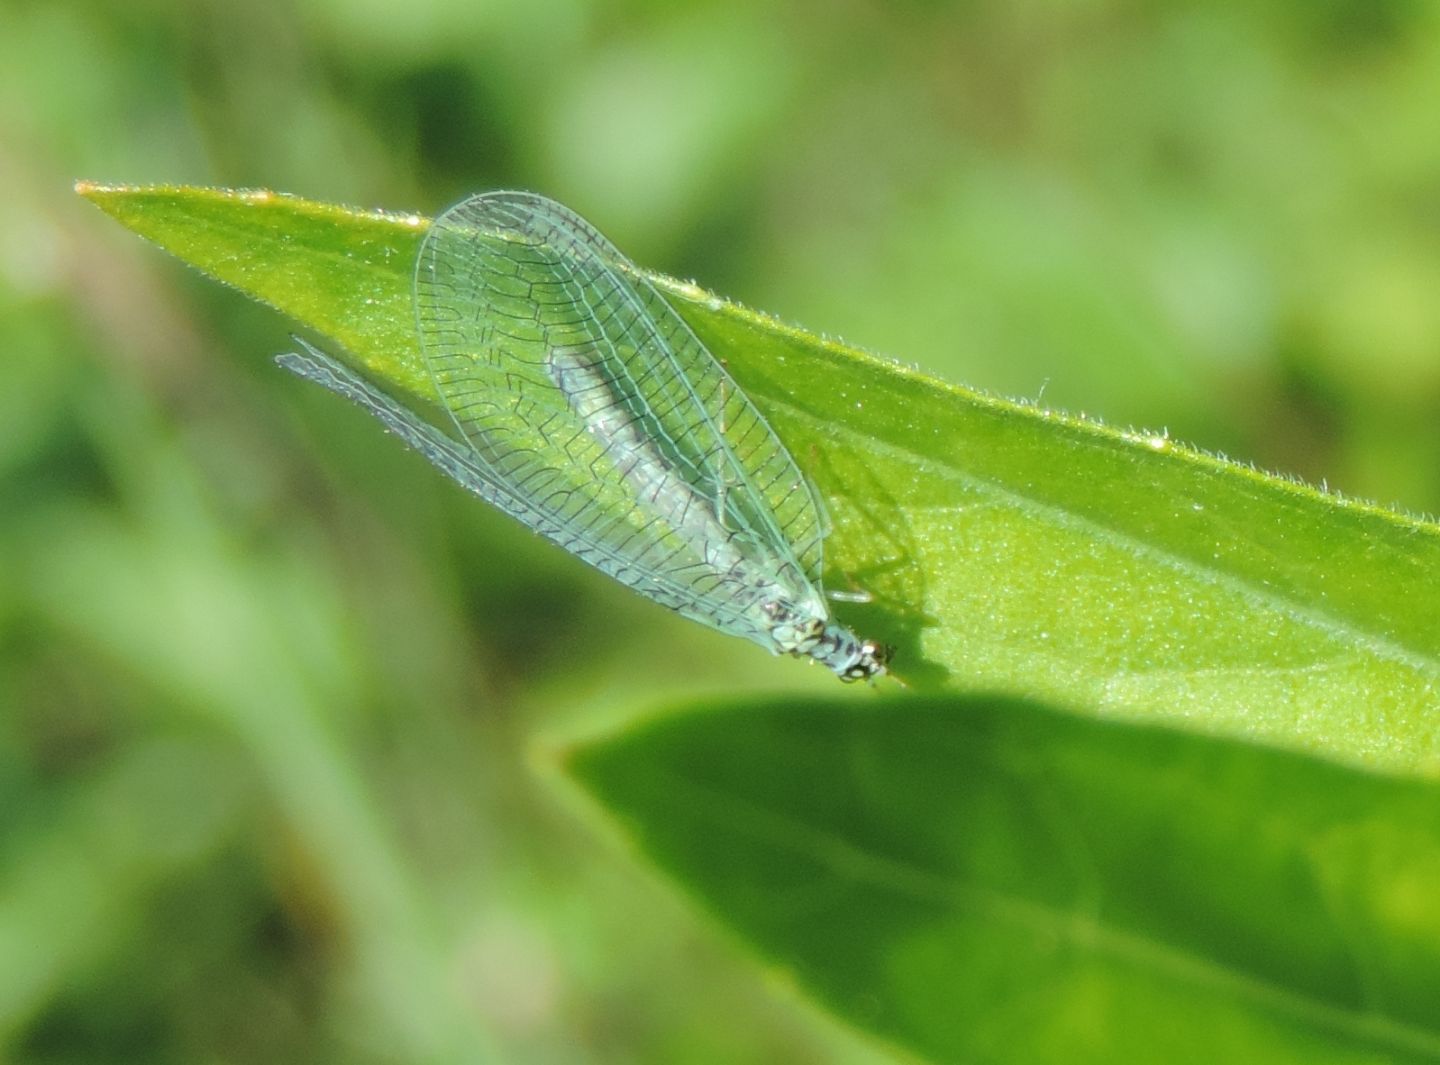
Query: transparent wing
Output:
[[277, 341, 783, 647], [413, 191, 830, 640]]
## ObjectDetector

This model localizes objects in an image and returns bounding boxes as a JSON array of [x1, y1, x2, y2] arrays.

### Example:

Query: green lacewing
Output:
[[277, 192, 889, 681]]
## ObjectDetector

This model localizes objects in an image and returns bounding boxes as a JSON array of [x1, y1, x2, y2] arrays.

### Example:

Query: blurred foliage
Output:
[[4, 0, 1440, 1062]]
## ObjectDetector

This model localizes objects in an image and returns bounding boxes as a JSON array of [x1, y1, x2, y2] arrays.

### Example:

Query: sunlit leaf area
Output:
[[5, 3, 1440, 1062]]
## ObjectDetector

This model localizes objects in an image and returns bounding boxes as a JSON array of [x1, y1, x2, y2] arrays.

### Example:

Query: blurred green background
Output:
[[4, 1, 1440, 1061]]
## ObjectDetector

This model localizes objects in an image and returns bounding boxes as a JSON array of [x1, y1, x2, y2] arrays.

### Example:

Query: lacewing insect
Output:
[[278, 191, 889, 681]]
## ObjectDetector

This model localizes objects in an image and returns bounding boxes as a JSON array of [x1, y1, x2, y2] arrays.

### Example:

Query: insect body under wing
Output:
[[415, 193, 836, 646], [420, 195, 827, 586]]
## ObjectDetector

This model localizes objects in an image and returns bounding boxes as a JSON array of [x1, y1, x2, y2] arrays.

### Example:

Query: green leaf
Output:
[[562, 694, 1440, 1065], [77, 183, 1440, 777]]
